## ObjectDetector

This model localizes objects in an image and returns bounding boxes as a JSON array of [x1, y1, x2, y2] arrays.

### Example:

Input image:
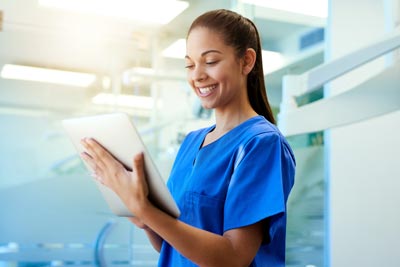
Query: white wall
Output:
[[327, 0, 400, 266]]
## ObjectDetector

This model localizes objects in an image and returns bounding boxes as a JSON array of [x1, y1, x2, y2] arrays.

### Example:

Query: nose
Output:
[[190, 65, 207, 82]]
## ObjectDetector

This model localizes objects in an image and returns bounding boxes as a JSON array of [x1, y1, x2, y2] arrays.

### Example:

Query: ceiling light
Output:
[[262, 50, 286, 75], [92, 93, 154, 109], [1, 64, 96, 87], [162, 39, 186, 59], [130, 67, 155, 76], [241, 0, 328, 18], [39, 0, 189, 25]]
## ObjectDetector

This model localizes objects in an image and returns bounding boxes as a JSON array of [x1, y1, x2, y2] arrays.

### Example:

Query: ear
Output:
[[242, 48, 257, 75]]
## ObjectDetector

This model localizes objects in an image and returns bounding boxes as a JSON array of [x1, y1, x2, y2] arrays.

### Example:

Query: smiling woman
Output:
[[80, 9, 296, 267]]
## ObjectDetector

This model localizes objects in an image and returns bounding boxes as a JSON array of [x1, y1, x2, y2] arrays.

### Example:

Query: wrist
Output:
[[128, 197, 152, 220]]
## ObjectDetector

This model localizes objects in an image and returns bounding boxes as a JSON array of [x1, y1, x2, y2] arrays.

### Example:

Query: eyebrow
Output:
[[185, 49, 222, 59]]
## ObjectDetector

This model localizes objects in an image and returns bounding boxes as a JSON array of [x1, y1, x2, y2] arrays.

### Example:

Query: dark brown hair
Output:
[[187, 9, 276, 124]]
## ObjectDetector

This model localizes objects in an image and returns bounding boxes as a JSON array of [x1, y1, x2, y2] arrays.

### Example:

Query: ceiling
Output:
[[0, 0, 325, 115]]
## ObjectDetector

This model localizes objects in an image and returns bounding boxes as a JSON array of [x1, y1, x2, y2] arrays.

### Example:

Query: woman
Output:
[[81, 9, 295, 267]]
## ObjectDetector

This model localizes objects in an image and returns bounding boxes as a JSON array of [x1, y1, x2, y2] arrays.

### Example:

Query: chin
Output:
[[200, 102, 214, 110]]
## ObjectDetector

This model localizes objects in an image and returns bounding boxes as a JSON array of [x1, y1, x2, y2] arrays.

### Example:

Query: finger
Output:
[[81, 153, 105, 183], [132, 152, 145, 179], [90, 172, 104, 184], [81, 138, 104, 158], [80, 152, 98, 173], [81, 138, 109, 169], [84, 138, 126, 171]]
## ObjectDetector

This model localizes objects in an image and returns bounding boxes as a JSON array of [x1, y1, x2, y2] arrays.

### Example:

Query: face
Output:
[[185, 27, 248, 111]]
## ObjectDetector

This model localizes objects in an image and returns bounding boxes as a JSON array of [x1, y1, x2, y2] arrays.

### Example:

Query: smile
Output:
[[198, 84, 217, 96]]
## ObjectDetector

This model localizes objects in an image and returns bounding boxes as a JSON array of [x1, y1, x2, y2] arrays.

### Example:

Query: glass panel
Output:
[[286, 132, 325, 267]]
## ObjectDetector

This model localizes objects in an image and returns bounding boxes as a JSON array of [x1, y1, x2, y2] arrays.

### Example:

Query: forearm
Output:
[[127, 216, 163, 252], [143, 227, 163, 252], [140, 203, 247, 267]]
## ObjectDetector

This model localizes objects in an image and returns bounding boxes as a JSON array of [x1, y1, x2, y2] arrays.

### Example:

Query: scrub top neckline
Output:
[[198, 115, 264, 151]]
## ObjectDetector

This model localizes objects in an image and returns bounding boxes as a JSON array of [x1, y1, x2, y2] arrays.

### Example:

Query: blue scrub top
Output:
[[158, 116, 295, 267]]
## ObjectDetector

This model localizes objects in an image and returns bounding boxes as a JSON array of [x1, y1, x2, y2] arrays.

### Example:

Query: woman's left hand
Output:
[[80, 137, 150, 217]]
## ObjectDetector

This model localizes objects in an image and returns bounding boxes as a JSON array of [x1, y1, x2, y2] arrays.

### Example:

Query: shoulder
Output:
[[241, 116, 284, 145], [238, 116, 295, 165]]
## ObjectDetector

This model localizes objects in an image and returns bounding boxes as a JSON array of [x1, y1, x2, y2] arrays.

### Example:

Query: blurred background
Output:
[[0, 0, 399, 266]]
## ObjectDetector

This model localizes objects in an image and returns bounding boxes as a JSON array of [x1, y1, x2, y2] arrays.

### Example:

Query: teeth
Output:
[[199, 85, 216, 94]]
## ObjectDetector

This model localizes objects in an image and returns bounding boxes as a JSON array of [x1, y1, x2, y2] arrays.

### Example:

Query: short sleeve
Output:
[[223, 132, 291, 232]]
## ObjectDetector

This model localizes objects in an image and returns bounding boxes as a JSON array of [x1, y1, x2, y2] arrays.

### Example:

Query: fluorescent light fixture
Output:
[[241, 0, 328, 18], [1, 64, 96, 87], [39, 0, 189, 25], [130, 67, 155, 76], [122, 67, 155, 85], [162, 38, 186, 59], [92, 93, 154, 109], [262, 50, 285, 75]]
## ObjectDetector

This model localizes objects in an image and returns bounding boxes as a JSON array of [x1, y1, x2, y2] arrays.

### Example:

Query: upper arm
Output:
[[223, 220, 264, 267]]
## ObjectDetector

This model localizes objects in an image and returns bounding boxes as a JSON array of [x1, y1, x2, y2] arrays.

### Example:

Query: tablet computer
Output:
[[62, 112, 180, 218]]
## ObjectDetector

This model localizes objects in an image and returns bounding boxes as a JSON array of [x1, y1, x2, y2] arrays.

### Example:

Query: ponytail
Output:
[[245, 18, 276, 124]]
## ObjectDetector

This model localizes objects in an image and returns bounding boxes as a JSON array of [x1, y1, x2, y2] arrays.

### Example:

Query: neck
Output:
[[213, 105, 258, 135], [211, 82, 258, 136]]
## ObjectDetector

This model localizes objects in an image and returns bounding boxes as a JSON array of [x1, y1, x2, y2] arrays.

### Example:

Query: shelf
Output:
[[278, 63, 400, 136]]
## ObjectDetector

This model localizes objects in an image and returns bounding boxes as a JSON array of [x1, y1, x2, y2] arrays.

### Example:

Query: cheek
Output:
[[210, 69, 227, 83], [215, 72, 233, 86], [212, 63, 239, 84], [186, 74, 195, 89]]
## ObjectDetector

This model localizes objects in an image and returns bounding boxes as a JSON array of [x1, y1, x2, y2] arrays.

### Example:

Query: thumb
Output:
[[132, 152, 145, 178]]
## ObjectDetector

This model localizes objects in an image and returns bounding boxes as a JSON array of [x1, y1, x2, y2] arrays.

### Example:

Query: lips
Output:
[[197, 84, 217, 96]]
